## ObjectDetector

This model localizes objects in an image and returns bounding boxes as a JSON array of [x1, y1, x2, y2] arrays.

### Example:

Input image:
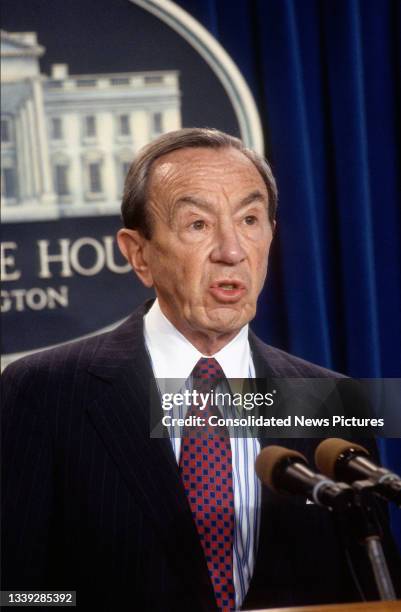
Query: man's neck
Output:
[[178, 330, 239, 356], [157, 301, 244, 355]]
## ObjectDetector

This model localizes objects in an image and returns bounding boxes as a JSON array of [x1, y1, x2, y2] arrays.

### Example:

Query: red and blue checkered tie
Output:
[[179, 358, 235, 611]]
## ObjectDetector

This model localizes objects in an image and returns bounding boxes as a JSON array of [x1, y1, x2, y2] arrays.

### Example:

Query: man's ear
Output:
[[117, 228, 154, 288]]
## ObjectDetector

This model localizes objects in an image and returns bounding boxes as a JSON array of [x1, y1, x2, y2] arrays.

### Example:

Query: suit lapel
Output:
[[84, 312, 318, 608], [246, 331, 313, 606], [86, 304, 216, 608]]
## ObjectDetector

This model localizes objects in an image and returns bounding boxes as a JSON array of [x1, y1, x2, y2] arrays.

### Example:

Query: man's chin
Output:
[[201, 305, 254, 334]]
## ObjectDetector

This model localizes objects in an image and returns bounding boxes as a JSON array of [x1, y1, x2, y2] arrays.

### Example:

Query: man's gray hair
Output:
[[121, 127, 278, 238]]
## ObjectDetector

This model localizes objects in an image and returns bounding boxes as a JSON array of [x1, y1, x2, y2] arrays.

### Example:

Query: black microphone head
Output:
[[255, 445, 307, 492], [315, 438, 370, 479]]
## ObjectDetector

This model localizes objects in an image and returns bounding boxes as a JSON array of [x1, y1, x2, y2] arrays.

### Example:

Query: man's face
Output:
[[121, 146, 274, 347]]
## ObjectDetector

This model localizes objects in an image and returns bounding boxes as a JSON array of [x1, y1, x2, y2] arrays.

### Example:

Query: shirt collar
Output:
[[144, 299, 252, 380]]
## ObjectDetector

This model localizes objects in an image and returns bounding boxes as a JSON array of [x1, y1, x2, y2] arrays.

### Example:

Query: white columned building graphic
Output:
[[1, 30, 181, 222]]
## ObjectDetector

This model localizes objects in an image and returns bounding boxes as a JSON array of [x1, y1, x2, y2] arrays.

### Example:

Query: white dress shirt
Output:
[[144, 299, 261, 609]]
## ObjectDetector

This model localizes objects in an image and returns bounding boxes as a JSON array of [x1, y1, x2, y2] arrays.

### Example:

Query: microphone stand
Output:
[[340, 480, 396, 601]]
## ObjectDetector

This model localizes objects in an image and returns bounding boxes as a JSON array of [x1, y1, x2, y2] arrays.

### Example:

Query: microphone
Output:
[[315, 438, 401, 507], [255, 445, 354, 510]]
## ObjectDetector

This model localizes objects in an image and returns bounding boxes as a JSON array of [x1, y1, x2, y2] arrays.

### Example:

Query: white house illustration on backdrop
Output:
[[0, 30, 181, 223]]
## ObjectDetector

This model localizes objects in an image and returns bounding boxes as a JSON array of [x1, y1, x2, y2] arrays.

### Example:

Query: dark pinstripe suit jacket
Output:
[[2, 302, 399, 610]]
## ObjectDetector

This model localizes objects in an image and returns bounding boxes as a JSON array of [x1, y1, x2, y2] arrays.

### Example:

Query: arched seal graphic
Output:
[[1, 0, 264, 370]]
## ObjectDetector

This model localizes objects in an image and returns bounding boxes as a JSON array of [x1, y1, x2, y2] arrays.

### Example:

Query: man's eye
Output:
[[191, 220, 206, 230], [244, 215, 257, 225]]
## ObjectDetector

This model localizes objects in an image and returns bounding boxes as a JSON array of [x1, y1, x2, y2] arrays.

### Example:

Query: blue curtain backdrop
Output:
[[176, 0, 401, 547]]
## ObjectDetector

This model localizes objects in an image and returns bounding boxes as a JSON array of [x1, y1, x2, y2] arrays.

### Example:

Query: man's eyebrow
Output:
[[174, 196, 213, 212], [237, 190, 267, 210], [173, 190, 267, 215], [168, 196, 212, 225]]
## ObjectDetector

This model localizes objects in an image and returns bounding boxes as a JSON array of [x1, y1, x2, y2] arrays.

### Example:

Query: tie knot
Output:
[[192, 357, 225, 387]]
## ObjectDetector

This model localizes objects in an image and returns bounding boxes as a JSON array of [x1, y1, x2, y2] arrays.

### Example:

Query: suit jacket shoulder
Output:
[[2, 302, 150, 391], [249, 330, 346, 378], [3, 302, 343, 385]]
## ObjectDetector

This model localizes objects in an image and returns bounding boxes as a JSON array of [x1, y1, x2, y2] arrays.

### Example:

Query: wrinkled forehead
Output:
[[148, 146, 268, 204]]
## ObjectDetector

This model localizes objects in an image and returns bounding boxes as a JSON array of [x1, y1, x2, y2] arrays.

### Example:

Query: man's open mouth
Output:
[[209, 280, 246, 302]]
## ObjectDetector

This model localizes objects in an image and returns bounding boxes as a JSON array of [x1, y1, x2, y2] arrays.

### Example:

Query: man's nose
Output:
[[210, 220, 246, 265]]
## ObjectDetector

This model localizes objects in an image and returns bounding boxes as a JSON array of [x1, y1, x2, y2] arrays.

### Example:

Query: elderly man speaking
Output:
[[2, 128, 399, 611]]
